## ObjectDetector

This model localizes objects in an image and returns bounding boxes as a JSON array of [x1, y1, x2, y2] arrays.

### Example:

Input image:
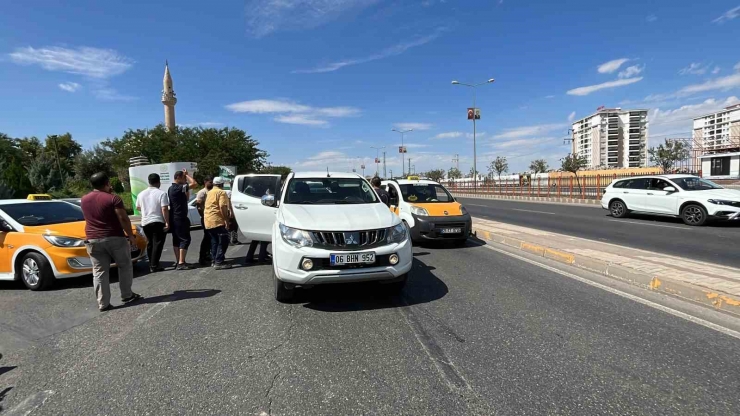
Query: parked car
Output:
[[601, 174, 740, 226], [230, 172, 413, 302], [0, 199, 148, 290]]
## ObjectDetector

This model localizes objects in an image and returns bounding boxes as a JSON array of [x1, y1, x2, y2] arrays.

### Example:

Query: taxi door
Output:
[[386, 183, 402, 216], [0, 221, 14, 276]]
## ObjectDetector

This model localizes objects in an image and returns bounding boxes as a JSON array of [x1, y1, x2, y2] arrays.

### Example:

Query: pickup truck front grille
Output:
[[310, 229, 388, 250]]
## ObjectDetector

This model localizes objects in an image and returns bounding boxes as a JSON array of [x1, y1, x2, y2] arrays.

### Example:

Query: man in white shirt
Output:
[[136, 173, 170, 272]]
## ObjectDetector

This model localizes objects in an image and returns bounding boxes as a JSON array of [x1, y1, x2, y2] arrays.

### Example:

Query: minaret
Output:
[[161, 61, 177, 131]]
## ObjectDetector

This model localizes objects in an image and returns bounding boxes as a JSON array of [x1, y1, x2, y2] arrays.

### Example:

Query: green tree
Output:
[[27, 153, 66, 193], [16, 137, 44, 161], [468, 167, 478, 178], [529, 158, 549, 174], [0, 132, 33, 197], [448, 167, 462, 179], [45, 133, 82, 174], [489, 156, 509, 181], [425, 168, 446, 182], [648, 139, 689, 173], [0, 161, 16, 199], [74, 145, 116, 181], [261, 165, 292, 179], [561, 153, 588, 192]]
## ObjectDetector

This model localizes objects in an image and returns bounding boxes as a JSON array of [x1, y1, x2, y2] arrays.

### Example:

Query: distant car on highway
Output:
[[601, 174, 740, 226]]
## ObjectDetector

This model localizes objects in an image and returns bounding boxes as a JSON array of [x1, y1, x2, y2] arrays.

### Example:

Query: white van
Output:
[[231, 172, 413, 302]]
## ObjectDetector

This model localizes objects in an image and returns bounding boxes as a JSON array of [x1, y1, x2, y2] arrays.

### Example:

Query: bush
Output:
[[117, 191, 133, 215], [110, 177, 124, 193]]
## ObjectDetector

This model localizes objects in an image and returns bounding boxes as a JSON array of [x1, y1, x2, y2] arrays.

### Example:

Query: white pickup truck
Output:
[[230, 171, 413, 302]]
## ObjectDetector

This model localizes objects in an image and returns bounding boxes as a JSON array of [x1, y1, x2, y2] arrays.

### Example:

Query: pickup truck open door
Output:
[[231, 174, 281, 242]]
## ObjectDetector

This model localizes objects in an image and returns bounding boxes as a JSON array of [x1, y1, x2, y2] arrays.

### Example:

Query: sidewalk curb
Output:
[[473, 227, 740, 317], [454, 193, 601, 206]]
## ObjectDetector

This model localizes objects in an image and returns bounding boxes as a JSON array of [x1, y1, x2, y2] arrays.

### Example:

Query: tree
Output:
[[468, 167, 479, 178], [16, 137, 43, 161], [0, 161, 16, 199], [425, 168, 446, 183], [529, 159, 549, 174], [560, 153, 588, 192], [26, 153, 66, 193], [261, 165, 292, 179], [45, 133, 82, 174], [489, 156, 508, 181], [448, 167, 462, 179], [0, 132, 32, 197], [74, 145, 116, 181], [648, 139, 689, 173]]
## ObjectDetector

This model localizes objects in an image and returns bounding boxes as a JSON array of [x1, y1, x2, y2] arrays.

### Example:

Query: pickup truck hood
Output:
[[691, 189, 740, 200], [279, 203, 398, 231]]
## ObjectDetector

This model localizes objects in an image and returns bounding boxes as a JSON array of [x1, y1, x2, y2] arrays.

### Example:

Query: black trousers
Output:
[[143, 222, 166, 269], [199, 216, 212, 264], [247, 241, 269, 262]]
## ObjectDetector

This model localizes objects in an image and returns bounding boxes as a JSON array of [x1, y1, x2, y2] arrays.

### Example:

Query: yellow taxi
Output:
[[381, 177, 471, 245], [0, 199, 147, 290]]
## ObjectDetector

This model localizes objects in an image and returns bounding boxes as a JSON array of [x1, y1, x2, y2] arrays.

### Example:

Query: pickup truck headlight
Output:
[[279, 223, 313, 248], [43, 235, 85, 247], [708, 199, 738, 206], [410, 206, 429, 216], [388, 223, 408, 244]]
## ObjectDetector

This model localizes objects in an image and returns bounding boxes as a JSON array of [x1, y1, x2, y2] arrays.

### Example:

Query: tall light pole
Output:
[[452, 78, 495, 190], [383, 151, 387, 178], [370, 146, 386, 177], [392, 128, 412, 177], [50, 134, 66, 188]]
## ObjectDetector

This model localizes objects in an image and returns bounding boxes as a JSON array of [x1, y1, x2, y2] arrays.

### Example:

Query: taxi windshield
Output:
[[1, 202, 85, 226], [399, 184, 454, 203], [284, 178, 379, 204]]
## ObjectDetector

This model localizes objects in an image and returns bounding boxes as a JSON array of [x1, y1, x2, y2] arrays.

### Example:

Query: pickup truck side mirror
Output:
[[261, 194, 277, 207], [663, 186, 677, 193]]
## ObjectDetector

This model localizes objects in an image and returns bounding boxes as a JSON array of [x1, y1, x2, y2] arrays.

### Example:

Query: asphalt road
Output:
[[1, 230, 740, 415], [459, 197, 740, 268]]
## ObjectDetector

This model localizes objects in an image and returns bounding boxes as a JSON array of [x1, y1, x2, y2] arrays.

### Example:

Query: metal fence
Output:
[[448, 173, 740, 200]]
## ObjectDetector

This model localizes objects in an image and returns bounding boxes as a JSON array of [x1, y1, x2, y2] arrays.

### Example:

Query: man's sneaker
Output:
[[176, 263, 194, 270], [122, 293, 143, 304], [150, 266, 165, 273], [214, 263, 232, 270], [99, 304, 114, 312]]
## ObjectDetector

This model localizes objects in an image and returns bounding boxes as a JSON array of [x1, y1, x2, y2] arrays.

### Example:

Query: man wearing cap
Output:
[[204, 177, 232, 269]]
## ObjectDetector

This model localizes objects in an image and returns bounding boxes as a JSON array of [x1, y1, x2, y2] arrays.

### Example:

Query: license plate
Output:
[[440, 228, 462, 234], [330, 252, 376, 266]]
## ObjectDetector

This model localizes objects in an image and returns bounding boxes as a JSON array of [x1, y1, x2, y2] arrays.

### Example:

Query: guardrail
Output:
[[447, 175, 740, 200]]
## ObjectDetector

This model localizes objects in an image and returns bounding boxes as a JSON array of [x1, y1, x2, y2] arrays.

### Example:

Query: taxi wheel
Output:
[[20, 252, 54, 291], [274, 269, 294, 303]]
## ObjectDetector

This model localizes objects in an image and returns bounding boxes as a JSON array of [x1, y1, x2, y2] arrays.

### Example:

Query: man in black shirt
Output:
[[371, 176, 390, 207], [168, 169, 197, 270]]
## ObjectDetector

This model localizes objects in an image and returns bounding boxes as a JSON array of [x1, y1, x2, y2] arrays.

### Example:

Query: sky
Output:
[[1, 0, 739, 175]]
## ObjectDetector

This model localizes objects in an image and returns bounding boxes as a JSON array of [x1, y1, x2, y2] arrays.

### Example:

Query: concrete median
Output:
[[472, 217, 740, 317]]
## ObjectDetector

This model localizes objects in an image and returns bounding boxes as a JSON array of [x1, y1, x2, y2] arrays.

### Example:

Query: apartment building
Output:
[[694, 103, 740, 178], [571, 108, 648, 169]]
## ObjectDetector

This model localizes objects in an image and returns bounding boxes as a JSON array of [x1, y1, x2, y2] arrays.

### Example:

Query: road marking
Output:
[[4, 390, 55, 416], [608, 219, 688, 230], [482, 244, 740, 341], [511, 208, 557, 215], [467, 204, 490, 208], [135, 302, 170, 324]]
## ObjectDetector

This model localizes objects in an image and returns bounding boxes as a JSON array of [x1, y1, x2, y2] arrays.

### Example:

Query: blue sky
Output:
[[1, 0, 739, 174]]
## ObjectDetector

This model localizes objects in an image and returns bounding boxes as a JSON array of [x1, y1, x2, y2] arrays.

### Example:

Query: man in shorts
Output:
[[168, 169, 197, 270]]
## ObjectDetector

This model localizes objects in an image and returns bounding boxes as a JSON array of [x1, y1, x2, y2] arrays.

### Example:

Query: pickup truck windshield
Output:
[[284, 178, 379, 204]]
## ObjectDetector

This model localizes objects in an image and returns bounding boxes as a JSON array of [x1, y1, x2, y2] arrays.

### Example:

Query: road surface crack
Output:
[[263, 306, 297, 415]]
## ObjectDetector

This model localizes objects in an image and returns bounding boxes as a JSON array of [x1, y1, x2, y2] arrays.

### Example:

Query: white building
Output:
[[694, 104, 740, 178], [571, 108, 648, 169]]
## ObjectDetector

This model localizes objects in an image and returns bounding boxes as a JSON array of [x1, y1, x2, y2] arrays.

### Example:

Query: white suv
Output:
[[601, 174, 740, 226], [231, 172, 413, 302]]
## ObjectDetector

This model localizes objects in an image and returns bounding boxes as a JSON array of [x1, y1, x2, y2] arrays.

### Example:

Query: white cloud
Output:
[[9, 46, 133, 78], [618, 65, 643, 79], [568, 111, 576, 122], [649, 96, 740, 137], [677, 73, 740, 95], [735, 62, 740, 71], [545, 95, 555, 99], [712, 66, 721, 75], [646, 14, 658, 22], [597, 58, 629, 74], [431, 132, 463, 140], [493, 123, 567, 139], [394, 143, 429, 149], [566, 77, 643, 96], [293, 29, 444, 73], [712, 6, 740, 24], [58, 82, 81, 92], [679, 62, 709, 75], [179, 122, 225, 128], [393, 122, 432, 131], [245, 0, 381, 37], [225, 99, 360, 127], [491, 137, 557, 149], [93, 88, 137, 101]]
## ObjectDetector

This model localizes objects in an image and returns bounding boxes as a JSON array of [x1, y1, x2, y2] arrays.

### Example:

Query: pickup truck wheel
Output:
[[609, 200, 629, 218], [274, 269, 294, 303], [681, 204, 708, 226]]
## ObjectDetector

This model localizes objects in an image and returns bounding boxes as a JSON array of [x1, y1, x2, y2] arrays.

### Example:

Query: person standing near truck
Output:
[[168, 169, 197, 270], [196, 176, 213, 266], [204, 177, 232, 270]]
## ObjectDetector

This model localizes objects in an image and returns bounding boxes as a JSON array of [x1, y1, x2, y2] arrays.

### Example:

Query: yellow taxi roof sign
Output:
[[27, 194, 53, 201], [406, 176, 420, 181]]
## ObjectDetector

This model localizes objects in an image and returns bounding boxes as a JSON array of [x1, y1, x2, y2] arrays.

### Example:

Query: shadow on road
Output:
[[0, 386, 12, 413], [605, 212, 740, 228], [301, 258, 448, 312], [116, 289, 221, 309], [0, 366, 16, 377]]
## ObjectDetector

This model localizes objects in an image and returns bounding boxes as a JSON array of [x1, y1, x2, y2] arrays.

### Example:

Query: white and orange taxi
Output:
[[381, 177, 472, 245], [0, 198, 147, 290]]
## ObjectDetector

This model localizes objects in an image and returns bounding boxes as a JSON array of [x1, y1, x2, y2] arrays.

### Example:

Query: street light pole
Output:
[[50, 134, 66, 188], [383, 151, 387, 178], [392, 128, 413, 177], [452, 78, 495, 191], [370, 146, 386, 177]]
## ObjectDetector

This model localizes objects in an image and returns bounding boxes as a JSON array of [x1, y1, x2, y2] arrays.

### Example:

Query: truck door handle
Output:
[[623, 191, 629, 194], [234, 204, 248, 210], [647, 193, 654, 195]]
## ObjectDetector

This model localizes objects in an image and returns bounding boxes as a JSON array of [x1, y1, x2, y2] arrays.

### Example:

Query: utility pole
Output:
[[389, 169, 393, 179], [383, 151, 387, 179], [392, 128, 412, 177], [452, 154, 459, 169], [370, 146, 386, 177], [452, 78, 495, 191], [408, 158, 412, 177], [50, 134, 66, 188]]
